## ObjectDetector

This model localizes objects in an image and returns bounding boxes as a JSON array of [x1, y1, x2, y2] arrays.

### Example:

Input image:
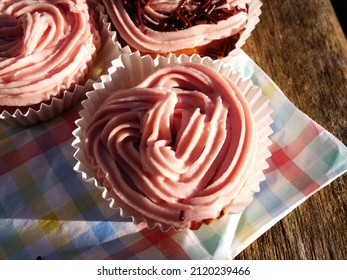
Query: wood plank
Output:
[[235, 0, 347, 260]]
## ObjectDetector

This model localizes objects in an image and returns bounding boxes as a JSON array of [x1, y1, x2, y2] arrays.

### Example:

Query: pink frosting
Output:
[[83, 63, 258, 229], [103, 0, 250, 53], [0, 0, 101, 106]]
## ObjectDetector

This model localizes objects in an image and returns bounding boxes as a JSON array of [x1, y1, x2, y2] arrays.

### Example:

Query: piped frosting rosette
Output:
[[0, 0, 119, 125], [73, 52, 273, 231], [104, 0, 262, 59]]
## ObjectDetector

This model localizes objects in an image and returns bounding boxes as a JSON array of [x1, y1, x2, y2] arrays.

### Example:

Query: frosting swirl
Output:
[[84, 63, 258, 229], [103, 0, 250, 54], [0, 0, 101, 106]]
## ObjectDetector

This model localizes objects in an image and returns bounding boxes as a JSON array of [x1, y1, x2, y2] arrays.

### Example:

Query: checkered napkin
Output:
[[1, 51, 346, 260]]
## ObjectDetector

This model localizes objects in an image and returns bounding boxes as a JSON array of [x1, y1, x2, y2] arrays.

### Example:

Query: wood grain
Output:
[[234, 0, 347, 260]]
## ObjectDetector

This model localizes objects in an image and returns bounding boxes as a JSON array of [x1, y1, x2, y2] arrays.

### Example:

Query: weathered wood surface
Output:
[[235, 0, 347, 259]]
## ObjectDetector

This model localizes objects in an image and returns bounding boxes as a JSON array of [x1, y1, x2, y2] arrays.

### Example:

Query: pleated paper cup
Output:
[[72, 51, 273, 231], [230, 0, 263, 59], [0, 1, 120, 126]]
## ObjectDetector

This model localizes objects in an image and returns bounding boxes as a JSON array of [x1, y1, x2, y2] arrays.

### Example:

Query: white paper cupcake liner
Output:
[[116, 0, 262, 60], [72, 51, 273, 231], [230, 0, 263, 59], [0, 2, 120, 126]]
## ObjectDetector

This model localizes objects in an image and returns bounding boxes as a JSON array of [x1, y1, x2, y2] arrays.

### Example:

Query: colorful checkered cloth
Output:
[[1, 51, 346, 260]]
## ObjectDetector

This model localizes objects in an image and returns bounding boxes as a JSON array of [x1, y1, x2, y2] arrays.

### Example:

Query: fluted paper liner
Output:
[[72, 51, 273, 231], [0, 2, 121, 126], [232, 0, 262, 58]]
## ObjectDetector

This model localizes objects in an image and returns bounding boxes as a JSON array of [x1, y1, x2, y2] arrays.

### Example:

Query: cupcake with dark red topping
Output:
[[103, 0, 262, 59]]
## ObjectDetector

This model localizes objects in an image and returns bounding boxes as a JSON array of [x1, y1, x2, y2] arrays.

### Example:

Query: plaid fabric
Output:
[[1, 51, 346, 260]]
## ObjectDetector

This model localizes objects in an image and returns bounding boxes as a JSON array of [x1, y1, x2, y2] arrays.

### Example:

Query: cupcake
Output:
[[103, 0, 262, 59], [73, 53, 273, 231], [0, 0, 118, 125]]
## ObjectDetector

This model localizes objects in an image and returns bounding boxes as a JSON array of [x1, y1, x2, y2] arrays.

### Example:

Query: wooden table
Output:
[[235, 0, 347, 260]]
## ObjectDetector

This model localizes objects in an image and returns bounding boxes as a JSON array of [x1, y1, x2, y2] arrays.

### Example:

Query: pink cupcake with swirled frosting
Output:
[[103, 0, 262, 59], [73, 53, 273, 230], [0, 0, 116, 125]]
